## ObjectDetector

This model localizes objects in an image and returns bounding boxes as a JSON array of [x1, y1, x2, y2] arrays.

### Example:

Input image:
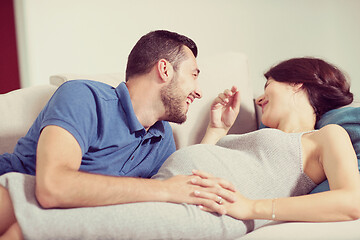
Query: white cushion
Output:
[[0, 85, 57, 154], [238, 219, 360, 240], [50, 72, 123, 87], [49, 52, 257, 149]]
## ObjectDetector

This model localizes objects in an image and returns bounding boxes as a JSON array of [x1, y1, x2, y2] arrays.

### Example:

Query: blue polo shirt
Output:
[[1, 80, 176, 177]]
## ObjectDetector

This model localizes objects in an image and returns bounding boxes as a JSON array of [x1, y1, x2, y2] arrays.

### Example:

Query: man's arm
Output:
[[35, 125, 235, 214]]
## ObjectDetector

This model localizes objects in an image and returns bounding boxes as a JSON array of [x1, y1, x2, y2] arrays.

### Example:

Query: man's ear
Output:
[[157, 59, 174, 82]]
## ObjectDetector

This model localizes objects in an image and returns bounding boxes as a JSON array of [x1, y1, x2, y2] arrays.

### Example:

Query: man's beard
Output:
[[160, 74, 187, 124]]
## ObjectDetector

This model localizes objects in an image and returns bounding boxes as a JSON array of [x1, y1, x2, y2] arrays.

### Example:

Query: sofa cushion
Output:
[[50, 73, 123, 87], [311, 106, 360, 193], [316, 106, 360, 170], [0, 85, 58, 154], [49, 52, 258, 149]]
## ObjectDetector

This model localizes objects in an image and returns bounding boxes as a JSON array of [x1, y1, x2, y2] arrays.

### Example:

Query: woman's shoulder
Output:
[[302, 124, 354, 175], [310, 124, 351, 147], [317, 124, 349, 137]]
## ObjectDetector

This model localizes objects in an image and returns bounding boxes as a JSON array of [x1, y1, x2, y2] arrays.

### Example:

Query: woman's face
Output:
[[255, 78, 297, 128]]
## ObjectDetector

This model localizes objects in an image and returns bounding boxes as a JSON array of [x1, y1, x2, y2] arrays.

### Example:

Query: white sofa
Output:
[[1, 52, 359, 239]]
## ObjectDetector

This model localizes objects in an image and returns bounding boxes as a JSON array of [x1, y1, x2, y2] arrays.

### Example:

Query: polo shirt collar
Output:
[[115, 82, 166, 138]]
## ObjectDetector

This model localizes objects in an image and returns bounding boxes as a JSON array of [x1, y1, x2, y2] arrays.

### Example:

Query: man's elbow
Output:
[[347, 205, 360, 221], [345, 192, 360, 220], [35, 180, 62, 209], [350, 198, 360, 220]]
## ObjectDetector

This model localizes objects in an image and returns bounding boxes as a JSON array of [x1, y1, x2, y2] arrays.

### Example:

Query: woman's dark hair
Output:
[[264, 57, 353, 122], [125, 30, 198, 81]]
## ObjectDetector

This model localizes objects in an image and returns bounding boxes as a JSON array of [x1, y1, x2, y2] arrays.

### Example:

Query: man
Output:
[[1, 30, 239, 238]]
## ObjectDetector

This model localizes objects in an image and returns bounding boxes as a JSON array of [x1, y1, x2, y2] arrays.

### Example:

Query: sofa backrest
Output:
[[49, 52, 258, 149]]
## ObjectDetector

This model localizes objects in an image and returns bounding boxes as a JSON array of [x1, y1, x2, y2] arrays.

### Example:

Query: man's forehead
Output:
[[182, 51, 198, 67], [178, 45, 199, 72], [184, 58, 199, 73]]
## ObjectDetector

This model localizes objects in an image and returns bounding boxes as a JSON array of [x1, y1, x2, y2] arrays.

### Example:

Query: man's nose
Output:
[[194, 87, 202, 99]]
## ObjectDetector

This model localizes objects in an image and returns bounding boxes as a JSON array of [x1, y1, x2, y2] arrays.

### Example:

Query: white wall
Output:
[[14, 0, 360, 98]]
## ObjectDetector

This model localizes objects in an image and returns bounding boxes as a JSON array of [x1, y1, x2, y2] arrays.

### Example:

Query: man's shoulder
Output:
[[59, 80, 113, 91], [57, 80, 117, 100]]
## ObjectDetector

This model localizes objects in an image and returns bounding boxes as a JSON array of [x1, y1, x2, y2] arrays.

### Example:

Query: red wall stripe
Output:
[[0, 0, 21, 94]]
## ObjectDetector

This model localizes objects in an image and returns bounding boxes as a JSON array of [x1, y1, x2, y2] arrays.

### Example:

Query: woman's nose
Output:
[[255, 94, 265, 106]]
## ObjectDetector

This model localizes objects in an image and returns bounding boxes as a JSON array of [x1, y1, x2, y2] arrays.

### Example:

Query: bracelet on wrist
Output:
[[271, 198, 277, 220]]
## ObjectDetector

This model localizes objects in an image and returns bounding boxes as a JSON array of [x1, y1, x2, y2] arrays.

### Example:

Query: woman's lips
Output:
[[262, 101, 268, 113]]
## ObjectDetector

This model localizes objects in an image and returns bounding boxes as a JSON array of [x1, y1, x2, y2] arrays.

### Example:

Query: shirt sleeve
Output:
[[40, 81, 98, 155]]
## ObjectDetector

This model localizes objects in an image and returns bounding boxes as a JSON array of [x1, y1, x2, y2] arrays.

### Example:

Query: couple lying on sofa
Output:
[[1, 30, 360, 240]]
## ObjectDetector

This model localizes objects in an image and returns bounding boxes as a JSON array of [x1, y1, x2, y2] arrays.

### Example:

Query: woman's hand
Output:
[[189, 170, 239, 214], [201, 86, 241, 144], [162, 172, 236, 215], [191, 169, 255, 220], [210, 86, 241, 131]]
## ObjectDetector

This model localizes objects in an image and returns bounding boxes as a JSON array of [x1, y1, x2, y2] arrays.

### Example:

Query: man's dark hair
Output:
[[125, 30, 198, 81]]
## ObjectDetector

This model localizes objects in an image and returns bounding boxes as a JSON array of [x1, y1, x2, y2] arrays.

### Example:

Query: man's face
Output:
[[160, 47, 202, 124]]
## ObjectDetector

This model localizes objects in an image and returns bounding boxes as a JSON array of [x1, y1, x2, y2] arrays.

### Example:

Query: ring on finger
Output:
[[217, 196, 223, 204]]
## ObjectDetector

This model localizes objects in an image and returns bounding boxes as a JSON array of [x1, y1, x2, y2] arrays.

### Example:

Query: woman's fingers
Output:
[[192, 169, 213, 178], [192, 170, 236, 192], [213, 87, 238, 107], [192, 185, 236, 203], [198, 205, 213, 213], [193, 191, 227, 215], [194, 190, 224, 204], [191, 170, 236, 203], [218, 90, 233, 104]]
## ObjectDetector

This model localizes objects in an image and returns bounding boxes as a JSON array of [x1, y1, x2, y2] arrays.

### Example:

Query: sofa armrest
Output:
[[0, 85, 58, 154]]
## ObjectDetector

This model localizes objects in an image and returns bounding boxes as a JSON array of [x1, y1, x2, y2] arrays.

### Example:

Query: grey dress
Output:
[[0, 128, 316, 240]]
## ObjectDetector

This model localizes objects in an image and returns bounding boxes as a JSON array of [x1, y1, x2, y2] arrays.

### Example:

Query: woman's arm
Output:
[[195, 124, 360, 221], [201, 86, 241, 144]]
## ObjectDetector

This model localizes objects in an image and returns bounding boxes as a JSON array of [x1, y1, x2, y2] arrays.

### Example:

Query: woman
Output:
[[195, 57, 360, 223], [1, 57, 359, 240]]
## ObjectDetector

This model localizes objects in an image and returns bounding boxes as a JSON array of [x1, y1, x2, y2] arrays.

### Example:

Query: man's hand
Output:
[[162, 170, 236, 215]]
